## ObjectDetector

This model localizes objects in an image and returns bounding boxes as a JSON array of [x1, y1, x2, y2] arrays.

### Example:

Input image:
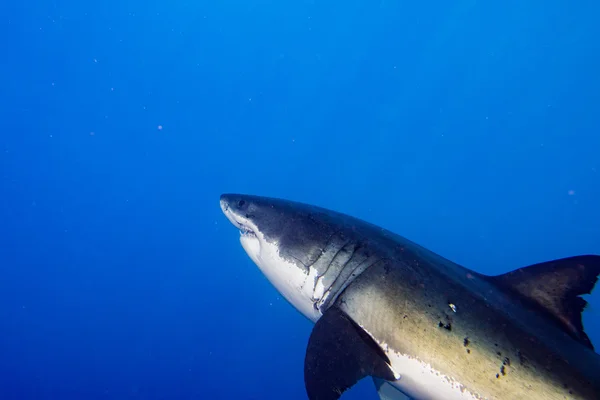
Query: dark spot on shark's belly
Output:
[[438, 321, 452, 331], [516, 349, 528, 368]]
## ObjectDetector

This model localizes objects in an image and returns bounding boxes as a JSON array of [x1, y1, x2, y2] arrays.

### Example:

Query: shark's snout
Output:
[[219, 197, 237, 228], [220, 194, 258, 240], [220, 194, 243, 228]]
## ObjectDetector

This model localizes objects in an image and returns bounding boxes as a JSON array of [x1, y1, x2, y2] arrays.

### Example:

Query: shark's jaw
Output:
[[220, 196, 322, 322], [220, 198, 261, 264]]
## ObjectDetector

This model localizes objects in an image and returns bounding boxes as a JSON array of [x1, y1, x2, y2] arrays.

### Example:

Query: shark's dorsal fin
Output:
[[490, 255, 600, 350]]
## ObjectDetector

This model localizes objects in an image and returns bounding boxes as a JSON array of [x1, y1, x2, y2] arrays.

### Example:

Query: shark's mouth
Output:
[[229, 214, 256, 238], [220, 201, 257, 239], [229, 217, 256, 238], [239, 225, 256, 238]]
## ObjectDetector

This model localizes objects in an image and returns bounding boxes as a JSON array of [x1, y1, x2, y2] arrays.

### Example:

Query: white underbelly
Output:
[[384, 349, 483, 400]]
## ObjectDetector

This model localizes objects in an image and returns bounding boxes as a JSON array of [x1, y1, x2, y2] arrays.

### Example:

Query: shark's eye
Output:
[[238, 200, 246, 208]]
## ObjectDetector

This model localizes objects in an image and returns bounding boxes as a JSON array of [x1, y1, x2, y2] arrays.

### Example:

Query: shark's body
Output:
[[220, 194, 600, 400]]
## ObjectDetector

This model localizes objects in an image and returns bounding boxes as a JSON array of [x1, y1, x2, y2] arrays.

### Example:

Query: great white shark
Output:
[[219, 193, 600, 400]]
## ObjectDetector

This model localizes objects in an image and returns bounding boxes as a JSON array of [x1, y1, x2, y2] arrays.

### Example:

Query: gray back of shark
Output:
[[220, 194, 600, 400]]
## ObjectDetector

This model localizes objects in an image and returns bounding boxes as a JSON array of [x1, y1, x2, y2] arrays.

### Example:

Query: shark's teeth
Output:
[[239, 227, 256, 237]]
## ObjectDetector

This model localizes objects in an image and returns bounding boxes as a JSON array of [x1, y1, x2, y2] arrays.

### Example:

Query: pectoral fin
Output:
[[304, 306, 397, 400]]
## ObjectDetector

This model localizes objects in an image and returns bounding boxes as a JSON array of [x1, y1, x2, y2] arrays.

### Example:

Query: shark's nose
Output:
[[219, 199, 228, 213], [219, 194, 231, 213]]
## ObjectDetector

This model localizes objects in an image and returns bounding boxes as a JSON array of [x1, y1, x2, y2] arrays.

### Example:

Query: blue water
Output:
[[1, 1, 599, 399]]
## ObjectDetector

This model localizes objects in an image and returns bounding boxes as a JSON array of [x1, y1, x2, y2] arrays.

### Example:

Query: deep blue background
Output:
[[1, 1, 599, 399]]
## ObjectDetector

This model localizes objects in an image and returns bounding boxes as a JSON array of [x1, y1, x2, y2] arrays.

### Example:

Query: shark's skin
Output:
[[220, 194, 600, 400]]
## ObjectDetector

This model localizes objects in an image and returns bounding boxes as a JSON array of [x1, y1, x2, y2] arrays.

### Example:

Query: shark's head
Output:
[[220, 193, 380, 322]]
